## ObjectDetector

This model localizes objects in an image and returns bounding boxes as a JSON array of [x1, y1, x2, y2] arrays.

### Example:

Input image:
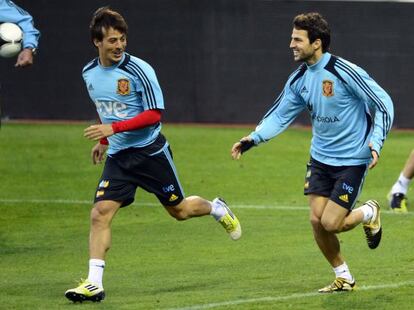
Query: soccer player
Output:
[[65, 7, 241, 303], [231, 12, 393, 293], [388, 150, 414, 213], [0, 0, 40, 67]]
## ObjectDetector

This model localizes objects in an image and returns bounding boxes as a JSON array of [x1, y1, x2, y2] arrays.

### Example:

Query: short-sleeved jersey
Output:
[[250, 52, 394, 166], [0, 0, 40, 48], [82, 53, 164, 155]]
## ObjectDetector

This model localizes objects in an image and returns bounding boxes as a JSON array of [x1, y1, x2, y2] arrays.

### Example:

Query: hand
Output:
[[84, 124, 114, 140], [368, 143, 379, 169], [91, 143, 108, 165], [231, 136, 253, 160], [15, 48, 34, 67]]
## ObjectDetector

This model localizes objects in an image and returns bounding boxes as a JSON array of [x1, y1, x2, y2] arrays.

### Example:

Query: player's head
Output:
[[290, 12, 330, 64], [90, 7, 128, 66]]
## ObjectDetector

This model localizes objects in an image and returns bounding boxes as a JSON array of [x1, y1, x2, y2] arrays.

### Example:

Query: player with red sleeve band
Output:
[[111, 109, 161, 133]]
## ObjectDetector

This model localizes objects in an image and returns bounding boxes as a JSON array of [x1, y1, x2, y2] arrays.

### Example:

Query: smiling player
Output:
[[232, 12, 393, 293], [64, 7, 241, 303]]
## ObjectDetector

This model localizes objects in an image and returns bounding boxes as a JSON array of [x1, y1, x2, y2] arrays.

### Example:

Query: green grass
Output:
[[0, 123, 413, 309]]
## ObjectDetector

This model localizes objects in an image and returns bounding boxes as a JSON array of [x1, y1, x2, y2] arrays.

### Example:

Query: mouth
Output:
[[112, 50, 123, 58]]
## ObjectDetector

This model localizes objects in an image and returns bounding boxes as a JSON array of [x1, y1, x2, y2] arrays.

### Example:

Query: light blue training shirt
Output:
[[82, 53, 164, 155], [250, 52, 394, 166]]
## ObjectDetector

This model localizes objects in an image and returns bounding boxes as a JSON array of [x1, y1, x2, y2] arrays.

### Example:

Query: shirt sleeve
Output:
[[0, 0, 40, 48], [336, 61, 394, 155], [133, 62, 164, 111], [250, 83, 306, 145]]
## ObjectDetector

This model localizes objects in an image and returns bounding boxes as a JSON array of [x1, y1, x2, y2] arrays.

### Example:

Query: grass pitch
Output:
[[0, 123, 413, 309]]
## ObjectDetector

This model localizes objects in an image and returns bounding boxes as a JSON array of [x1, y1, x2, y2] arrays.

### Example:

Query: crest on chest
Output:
[[322, 80, 334, 97], [117, 78, 130, 95]]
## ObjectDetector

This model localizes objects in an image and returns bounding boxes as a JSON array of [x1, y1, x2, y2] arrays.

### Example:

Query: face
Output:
[[94, 27, 127, 66], [289, 28, 321, 65]]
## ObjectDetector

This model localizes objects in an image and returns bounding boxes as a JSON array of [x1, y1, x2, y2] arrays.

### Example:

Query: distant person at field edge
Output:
[[0, 0, 40, 67], [64, 7, 241, 303], [388, 150, 414, 213], [231, 12, 393, 293]]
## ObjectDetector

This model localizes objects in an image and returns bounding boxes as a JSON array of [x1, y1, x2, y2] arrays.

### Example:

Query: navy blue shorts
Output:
[[94, 134, 185, 207], [303, 157, 368, 210]]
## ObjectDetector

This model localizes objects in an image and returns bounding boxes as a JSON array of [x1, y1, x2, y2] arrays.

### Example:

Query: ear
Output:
[[313, 38, 322, 51], [93, 38, 101, 48]]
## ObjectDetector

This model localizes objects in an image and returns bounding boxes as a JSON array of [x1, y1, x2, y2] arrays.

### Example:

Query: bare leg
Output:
[[164, 195, 211, 220], [402, 150, 414, 179], [89, 200, 122, 259], [309, 195, 346, 268]]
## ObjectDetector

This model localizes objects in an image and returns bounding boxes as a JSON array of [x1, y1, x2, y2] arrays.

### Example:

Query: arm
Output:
[[232, 85, 305, 159], [84, 109, 161, 141], [0, 0, 40, 67], [91, 143, 108, 165], [336, 61, 394, 167], [0, 0, 40, 49]]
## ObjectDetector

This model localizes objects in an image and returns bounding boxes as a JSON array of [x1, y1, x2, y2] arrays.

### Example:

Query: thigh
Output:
[[320, 199, 350, 231], [308, 194, 329, 220]]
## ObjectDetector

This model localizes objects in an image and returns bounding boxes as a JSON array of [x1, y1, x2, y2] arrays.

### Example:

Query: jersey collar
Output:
[[306, 52, 331, 71], [98, 53, 127, 70]]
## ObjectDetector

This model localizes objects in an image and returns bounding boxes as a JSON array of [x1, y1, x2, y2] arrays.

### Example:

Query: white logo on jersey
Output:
[[95, 100, 128, 118]]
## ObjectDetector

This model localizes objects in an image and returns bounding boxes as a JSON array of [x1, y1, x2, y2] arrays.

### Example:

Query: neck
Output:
[[305, 49, 323, 66]]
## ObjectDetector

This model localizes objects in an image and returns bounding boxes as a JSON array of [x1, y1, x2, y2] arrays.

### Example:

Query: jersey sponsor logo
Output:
[[169, 194, 179, 202], [322, 80, 334, 97], [312, 114, 340, 123], [117, 78, 131, 95], [95, 100, 128, 118], [339, 194, 349, 203]]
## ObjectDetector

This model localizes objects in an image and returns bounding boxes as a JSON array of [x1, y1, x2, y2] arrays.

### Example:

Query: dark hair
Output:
[[293, 12, 330, 52], [89, 7, 128, 43]]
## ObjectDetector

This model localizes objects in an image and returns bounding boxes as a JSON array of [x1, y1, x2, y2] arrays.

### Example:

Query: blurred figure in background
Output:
[[0, 0, 40, 67], [388, 150, 414, 213]]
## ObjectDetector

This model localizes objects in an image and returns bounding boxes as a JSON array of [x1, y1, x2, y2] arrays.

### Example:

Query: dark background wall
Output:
[[0, 0, 412, 127]]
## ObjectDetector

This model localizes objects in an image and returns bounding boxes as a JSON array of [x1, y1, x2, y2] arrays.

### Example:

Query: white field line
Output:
[[0, 198, 412, 215], [167, 280, 414, 310]]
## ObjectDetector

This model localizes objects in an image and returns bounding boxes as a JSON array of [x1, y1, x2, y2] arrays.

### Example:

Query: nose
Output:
[[114, 40, 122, 49], [289, 40, 295, 49]]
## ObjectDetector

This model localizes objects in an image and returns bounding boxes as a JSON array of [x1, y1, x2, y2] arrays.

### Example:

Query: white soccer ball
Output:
[[0, 22, 23, 58]]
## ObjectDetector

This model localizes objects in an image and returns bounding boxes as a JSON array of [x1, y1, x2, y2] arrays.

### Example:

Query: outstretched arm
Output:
[[231, 84, 305, 160], [84, 109, 162, 141]]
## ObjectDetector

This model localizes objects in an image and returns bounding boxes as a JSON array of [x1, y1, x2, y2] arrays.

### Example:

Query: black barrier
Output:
[[0, 0, 412, 128]]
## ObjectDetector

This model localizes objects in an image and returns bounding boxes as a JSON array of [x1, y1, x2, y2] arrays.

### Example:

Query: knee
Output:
[[166, 203, 189, 221], [320, 218, 341, 233], [310, 214, 322, 230], [90, 205, 110, 225]]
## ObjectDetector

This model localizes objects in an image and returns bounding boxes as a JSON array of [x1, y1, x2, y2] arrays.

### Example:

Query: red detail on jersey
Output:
[[111, 109, 161, 133]]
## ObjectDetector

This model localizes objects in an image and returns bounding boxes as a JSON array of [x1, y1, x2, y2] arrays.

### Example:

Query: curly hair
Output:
[[293, 12, 330, 52]]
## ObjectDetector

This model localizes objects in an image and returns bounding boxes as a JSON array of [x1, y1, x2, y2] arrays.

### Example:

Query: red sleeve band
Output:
[[100, 137, 109, 145], [111, 109, 162, 133]]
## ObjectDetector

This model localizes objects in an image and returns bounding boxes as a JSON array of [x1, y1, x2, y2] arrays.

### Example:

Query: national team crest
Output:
[[117, 78, 130, 95], [322, 80, 334, 97]]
